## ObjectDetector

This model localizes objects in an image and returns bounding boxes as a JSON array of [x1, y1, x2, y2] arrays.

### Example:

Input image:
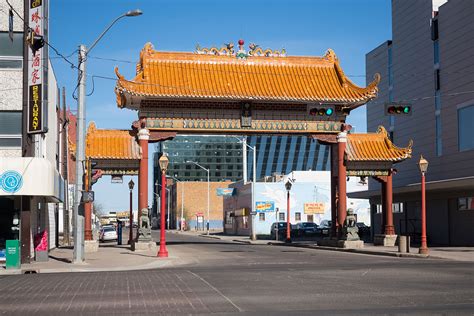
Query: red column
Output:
[[84, 202, 92, 240], [138, 128, 149, 229], [158, 171, 169, 257], [419, 172, 429, 254], [381, 181, 387, 234], [384, 172, 395, 235], [286, 190, 291, 242], [330, 144, 338, 238], [337, 131, 347, 238]]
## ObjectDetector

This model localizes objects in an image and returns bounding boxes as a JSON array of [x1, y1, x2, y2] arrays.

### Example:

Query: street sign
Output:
[[81, 191, 94, 203], [250, 211, 257, 216], [6, 240, 20, 269]]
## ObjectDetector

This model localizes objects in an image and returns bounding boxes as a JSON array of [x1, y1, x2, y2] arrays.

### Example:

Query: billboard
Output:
[[255, 201, 275, 212], [304, 202, 325, 214]]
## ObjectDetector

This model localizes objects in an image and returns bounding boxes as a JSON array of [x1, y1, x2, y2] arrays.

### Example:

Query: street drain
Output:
[[281, 250, 304, 253]]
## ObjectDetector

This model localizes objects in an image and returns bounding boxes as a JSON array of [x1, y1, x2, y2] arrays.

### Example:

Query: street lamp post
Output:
[[167, 175, 184, 230], [285, 179, 293, 243], [187, 161, 210, 235], [418, 155, 429, 255], [155, 183, 170, 230], [127, 179, 134, 244], [73, 9, 142, 264], [233, 136, 257, 241], [158, 155, 169, 257]]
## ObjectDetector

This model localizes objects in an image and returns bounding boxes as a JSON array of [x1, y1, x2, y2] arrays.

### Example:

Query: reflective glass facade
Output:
[[154, 135, 330, 183]]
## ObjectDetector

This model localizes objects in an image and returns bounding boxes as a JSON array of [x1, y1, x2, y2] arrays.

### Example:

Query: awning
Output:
[[0, 157, 65, 202]]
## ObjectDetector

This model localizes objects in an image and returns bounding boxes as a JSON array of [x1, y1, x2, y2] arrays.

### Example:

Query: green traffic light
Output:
[[325, 108, 334, 116], [403, 106, 411, 114]]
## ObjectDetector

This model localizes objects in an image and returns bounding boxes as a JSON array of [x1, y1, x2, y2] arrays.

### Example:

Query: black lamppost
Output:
[[285, 179, 293, 243], [127, 179, 135, 245], [418, 155, 429, 255]]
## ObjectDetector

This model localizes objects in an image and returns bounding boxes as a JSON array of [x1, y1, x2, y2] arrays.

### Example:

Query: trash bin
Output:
[[6, 240, 20, 269]]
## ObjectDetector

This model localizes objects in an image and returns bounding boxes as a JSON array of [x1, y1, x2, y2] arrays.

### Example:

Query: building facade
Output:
[[363, 0, 474, 245], [0, 0, 65, 264], [154, 135, 330, 183]]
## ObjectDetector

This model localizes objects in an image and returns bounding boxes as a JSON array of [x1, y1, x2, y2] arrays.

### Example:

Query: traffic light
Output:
[[385, 103, 412, 115], [26, 30, 44, 55], [308, 105, 335, 117]]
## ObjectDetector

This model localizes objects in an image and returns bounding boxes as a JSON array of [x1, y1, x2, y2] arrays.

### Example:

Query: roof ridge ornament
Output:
[[195, 39, 286, 59]]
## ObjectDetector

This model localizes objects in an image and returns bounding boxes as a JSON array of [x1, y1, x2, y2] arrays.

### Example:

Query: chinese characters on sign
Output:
[[27, 0, 44, 134]]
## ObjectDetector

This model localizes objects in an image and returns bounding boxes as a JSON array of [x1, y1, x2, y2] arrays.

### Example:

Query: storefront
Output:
[[0, 157, 64, 263]]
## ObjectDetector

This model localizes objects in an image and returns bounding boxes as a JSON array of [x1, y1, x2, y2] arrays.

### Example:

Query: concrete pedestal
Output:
[[374, 234, 397, 246], [84, 240, 99, 253], [131, 240, 156, 252], [318, 238, 364, 249]]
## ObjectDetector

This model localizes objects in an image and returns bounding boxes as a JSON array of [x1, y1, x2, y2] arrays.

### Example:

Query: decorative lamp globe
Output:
[[159, 155, 169, 173], [128, 179, 134, 190], [285, 179, 292, 191], [418, 155, 429, 174]]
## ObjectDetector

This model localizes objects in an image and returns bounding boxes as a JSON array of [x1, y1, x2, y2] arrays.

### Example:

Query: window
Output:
[[436, 115, 442, 156], [0, 32, 23, 69], [279, 213, 285, 221], [458, 105, 474, 151], [295, 212, 301, 221], [259, 213, 265, 221], [307, 215, 313, 222], [0, 111, 21, 147], [458, 197, 474, 211], [433, 40, 440, 64], [392, 203, 404, 213]]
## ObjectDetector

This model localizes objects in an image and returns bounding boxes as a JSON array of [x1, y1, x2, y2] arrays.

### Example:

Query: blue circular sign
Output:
[[0, 170, 23, 193]]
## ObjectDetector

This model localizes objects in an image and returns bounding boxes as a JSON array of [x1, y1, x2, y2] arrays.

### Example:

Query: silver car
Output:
[[100, 226, 118, 242]]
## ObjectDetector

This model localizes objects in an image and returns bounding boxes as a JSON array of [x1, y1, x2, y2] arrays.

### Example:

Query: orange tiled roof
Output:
[[346, 126, 412, 162], [115, 42, 380, 108], [86, 122, 141, 160]]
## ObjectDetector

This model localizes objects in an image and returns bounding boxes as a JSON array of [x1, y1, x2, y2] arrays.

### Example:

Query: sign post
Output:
[[6, 240, 20, 269]]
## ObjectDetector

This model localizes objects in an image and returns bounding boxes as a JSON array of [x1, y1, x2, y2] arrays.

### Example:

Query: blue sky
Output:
[[49, 0, 392, 213]]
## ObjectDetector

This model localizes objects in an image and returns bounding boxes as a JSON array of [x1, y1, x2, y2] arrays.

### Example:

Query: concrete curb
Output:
[[268, 242, 431, 259]]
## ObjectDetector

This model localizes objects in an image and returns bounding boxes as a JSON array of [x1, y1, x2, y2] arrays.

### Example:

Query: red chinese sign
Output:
[[27, 0, 44, 134]]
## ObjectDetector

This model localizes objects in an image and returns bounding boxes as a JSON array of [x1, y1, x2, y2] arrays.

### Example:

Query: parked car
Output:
[[100, 226, 118, 242], [356, 222, 370, 236], [295, 222, 318, 236], [270, 222, 296, 239], [317, 220, 332, 236]]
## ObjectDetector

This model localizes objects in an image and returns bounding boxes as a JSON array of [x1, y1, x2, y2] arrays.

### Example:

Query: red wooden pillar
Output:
[[337, 131, 347, 238], [138, 128, 150, 226], [381, 181, 387, 234], [384, 172, 395, 235], [330, 144, 338, 238], [84, 202, 92, 240]]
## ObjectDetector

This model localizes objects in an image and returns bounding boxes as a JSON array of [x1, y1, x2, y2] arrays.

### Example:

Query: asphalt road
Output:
[[0, 231, 472, 315]]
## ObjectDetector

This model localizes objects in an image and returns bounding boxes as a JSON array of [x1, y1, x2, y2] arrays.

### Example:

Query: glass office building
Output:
[[154, 135, 330, 183]]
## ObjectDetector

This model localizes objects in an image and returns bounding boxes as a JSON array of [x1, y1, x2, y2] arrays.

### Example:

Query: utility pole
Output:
[[62, 87, 70, 245], [73, 45, 86, 263]]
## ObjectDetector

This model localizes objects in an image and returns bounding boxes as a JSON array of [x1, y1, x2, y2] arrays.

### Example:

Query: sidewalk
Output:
[[0, 243, 177, 275], [179, 230, 474, 262]]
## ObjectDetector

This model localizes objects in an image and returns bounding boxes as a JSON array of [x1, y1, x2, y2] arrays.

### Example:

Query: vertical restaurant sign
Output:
[[27, 0, 45, 134]]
